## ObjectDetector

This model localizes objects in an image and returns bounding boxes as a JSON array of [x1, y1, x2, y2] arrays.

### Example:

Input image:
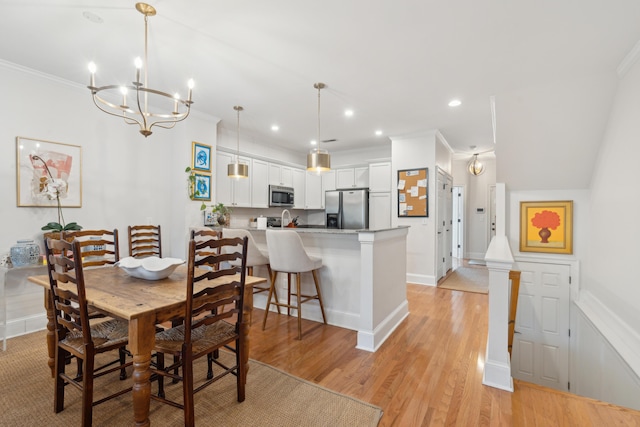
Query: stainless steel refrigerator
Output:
[[325, 189, 369, 229]]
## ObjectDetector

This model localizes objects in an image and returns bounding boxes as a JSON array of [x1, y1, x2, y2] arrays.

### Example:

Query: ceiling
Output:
[[2, 1, 640, 187]]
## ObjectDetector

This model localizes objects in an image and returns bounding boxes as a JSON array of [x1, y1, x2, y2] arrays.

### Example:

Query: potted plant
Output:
[[201, 202, 231, 226]]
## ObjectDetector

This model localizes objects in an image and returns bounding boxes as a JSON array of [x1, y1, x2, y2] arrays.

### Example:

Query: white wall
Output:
[[0, 62, 219, 261], [391, 131, 439, 285]]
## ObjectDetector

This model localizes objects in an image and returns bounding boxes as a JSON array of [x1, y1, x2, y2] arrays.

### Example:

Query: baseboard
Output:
[[356, 300, 409, 352], [406, 273, 436, 286]]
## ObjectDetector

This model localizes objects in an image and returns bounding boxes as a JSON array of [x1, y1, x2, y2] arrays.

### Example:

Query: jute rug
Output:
[[0, 330, 382, 426], [438, 265, 489, 294]]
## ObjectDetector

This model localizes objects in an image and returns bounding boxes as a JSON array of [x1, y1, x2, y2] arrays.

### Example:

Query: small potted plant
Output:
[[201, 202, 231, 226]]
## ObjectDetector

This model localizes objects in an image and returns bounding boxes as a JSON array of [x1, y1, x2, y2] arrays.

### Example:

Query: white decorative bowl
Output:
[[116, 256, 185, 280]]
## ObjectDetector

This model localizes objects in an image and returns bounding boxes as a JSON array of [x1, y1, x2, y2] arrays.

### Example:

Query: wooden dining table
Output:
[[28, 264, 266, 427]]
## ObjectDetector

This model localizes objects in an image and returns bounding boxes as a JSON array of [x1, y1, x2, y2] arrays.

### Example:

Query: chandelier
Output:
[[87, 3, 194, 137], [227, 106, 249, 178], [468, 154, 485, 176], [306, 82, 331, 172]]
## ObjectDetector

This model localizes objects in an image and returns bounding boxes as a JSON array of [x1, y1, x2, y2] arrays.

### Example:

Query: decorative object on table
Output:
[[9, 239, 41, 267], [16, 137, 82, 208], [519, 200, 573, 254], [0, 253, 12, 268], [227, 106, 249, 178], [397, 168, 428, 217], [306, 82, 331, 172], [86, 2, 194, 137], [201, 202, 231, 226], [116, 256, 184, 280], [191, 141, 212, 172], [203, 209, 218, 226]]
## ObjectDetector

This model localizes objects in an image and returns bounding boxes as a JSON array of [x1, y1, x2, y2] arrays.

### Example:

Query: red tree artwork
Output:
[[530, 210, 561, 243]]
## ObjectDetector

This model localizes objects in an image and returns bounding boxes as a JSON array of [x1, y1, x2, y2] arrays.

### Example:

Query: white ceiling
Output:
[[2, 1, 640, 188]]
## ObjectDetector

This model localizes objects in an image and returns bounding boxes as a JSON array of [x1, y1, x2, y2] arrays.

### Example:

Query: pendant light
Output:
[[467, 153, 485, 176], [227, 106, 249, 178], [307, 82, 331, 172]]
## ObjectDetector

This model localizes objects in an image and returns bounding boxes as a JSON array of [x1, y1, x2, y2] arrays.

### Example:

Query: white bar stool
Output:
[[263, 229, 327, 339], [222, 229, 279, 323]]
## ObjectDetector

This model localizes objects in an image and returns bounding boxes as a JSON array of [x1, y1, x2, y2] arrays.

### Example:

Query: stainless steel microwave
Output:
[[269, 185, 294, 207]]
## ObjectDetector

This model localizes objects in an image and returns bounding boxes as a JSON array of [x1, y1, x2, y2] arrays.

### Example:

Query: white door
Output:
[[511, 261, 571, 392], [436, 168, 452, 281], [445, 175, 453, 273], [452, 186, 464, 259], [489, 185, 496, 241]]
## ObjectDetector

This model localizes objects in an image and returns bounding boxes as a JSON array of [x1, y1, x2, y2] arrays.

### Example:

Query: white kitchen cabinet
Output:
[[305, 172, 322, 209], [369, 162, 392, 192], [251, 158, 269, 207], [321, 170, 336, 209], [215, 152, 251, 207], [369, 192, 391, 229], [336, 167, 369, 189], [292, 168, 305, 209], [269, 163, 293, 187]]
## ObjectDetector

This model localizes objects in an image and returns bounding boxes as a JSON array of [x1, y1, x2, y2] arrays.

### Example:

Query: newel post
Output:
[[482, 183, 515, 391]]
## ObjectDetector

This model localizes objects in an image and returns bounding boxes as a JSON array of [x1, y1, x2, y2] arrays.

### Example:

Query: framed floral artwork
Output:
[[192, 173, 211, 201], [16, 136, 82, 207], [192, 141, 212, 172], [519, 200, 573, 254]]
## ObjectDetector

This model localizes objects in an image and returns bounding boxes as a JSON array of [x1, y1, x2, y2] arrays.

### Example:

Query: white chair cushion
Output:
[[266, 229, 322, 273], [222, 229, 269, 268]]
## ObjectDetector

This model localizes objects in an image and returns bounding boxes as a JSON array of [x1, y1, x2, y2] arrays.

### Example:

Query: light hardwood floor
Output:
[[249, 284, 640, 426]]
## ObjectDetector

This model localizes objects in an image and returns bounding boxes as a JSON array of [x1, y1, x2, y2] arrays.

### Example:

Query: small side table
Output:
[[0, 264, 48, 350]]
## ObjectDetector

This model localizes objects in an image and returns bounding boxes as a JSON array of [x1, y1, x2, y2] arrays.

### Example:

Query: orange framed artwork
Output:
[[519, 200, 573, 254]]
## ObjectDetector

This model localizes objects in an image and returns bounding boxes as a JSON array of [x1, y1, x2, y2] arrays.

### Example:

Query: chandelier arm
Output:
[[91, 93, 146, 129], [147, 109, 191, 131]]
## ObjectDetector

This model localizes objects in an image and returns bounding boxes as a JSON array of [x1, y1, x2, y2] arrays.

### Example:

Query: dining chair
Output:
[[151, 234, 249, 427], [44, 236, 132, 427], [64, 229, 120, 268], [220, 228, 277, 323], [263, 229, 327, 340], [128, 225, 162, 258]]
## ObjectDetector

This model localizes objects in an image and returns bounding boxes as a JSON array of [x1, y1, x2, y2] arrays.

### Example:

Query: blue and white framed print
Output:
[[193, 173, 211, 201], [192, 141, 212, 172]]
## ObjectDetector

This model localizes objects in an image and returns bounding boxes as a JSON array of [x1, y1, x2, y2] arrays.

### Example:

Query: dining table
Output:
[[28, 264, 266, 427]]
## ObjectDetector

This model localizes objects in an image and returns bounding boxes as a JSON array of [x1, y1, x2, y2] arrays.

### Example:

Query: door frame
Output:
[[452, 185, 464, 260]]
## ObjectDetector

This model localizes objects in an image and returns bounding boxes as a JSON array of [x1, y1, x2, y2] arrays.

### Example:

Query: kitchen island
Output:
[[247, 226, 409, 351]]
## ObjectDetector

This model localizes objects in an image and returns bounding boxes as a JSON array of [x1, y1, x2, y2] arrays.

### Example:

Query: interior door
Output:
[[452, 186, 464, 259], [511, 261, 571, 392]]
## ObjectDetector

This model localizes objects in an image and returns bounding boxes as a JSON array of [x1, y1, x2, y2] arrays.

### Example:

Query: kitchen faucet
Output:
[[281, 209, 291, 228]]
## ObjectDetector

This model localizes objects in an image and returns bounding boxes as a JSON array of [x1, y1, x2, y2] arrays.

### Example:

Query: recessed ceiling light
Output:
[[375, 130, 383, 136], [271, 125, 279, 131], [82, 11, 103, 24], [448, 99, 462, 107], [310, 140, 317, 145], [344, 109, 354, 117]]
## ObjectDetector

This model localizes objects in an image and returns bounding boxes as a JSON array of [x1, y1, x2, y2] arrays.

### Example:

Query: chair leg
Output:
[[296, 272, 303, 340], [81, 355, 95, 427], [54, 347, 67, 413], [207, 352, 214, 380], [266, 265, 281, 315], [182, 349, 195, 427], [236, 337, 246, 402], [119, 347, 127, 380], [156, 352, 165, 399], [312, 269, 327, 324], [262, 270, 278, 330], [287, 273, 292, 316]]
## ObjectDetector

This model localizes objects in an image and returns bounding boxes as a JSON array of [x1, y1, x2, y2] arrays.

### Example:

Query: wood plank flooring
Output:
[[249, 284, 640, 426]]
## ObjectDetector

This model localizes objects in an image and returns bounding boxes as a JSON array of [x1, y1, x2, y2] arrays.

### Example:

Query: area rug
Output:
[[438, 265, 489, 294], [0, 330, 382, 426]]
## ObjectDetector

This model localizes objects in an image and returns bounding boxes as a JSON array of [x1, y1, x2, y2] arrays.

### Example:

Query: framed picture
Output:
[[397, 168, 428, 217], [203, 209, 217, 226], [519, 200, 573, 254], [192, 173, 211, 201], [16, 136, 82, 207], [192, 141, 212, 172]]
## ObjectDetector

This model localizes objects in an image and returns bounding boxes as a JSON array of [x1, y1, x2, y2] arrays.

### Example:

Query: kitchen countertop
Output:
[[242, 226, 409, 234]]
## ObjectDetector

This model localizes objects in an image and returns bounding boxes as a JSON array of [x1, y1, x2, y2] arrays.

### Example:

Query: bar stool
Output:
[[222, 228, 279, 323], [263, 229, 327, 340]]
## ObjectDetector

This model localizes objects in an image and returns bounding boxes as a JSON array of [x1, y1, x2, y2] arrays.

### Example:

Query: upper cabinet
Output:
[[215, 152, 252, 207], [291, 168, 305, 209], [320, 170, 336, 209], [336, 167, 369, 189], [269, 164, 293, 187], [251, 159, 269, 208], [305, 172, 322, 209], [369, 162, 392, 192]]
